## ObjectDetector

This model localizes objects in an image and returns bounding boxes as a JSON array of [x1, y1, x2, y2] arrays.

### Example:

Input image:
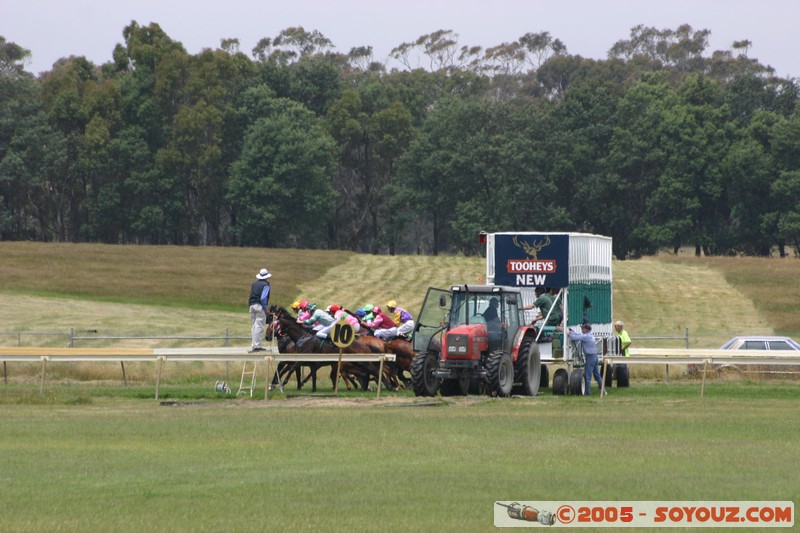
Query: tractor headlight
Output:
[[446, 334, 469, 354]]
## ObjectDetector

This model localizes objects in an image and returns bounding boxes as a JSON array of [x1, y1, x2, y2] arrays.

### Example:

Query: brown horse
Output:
[[384, 337, 415, 386], [353, 329, 406, 390], [270, 307, 395, 392], [268, 307, 333, 392]]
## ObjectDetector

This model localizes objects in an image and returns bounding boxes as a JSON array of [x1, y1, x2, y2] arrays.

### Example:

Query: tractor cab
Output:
[[413, 285, 524, 360], [411, 284, 539, 397], [448, 286, 521, 353]]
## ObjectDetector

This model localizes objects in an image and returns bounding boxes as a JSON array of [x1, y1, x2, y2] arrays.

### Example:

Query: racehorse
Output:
[[269, 307, 396, 392], [268, 306, 336, 392], [356, 324, 410, 389], [384, 337, 415, 386]]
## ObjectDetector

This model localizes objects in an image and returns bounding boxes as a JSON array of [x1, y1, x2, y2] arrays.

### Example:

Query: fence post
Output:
[[225, 328, 229, 347], [69, 328, 74, 348], [685, 327, 689, 349]]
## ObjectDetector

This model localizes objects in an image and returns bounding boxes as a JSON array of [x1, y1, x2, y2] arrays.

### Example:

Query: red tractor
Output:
[[411, 285, 541, 397]]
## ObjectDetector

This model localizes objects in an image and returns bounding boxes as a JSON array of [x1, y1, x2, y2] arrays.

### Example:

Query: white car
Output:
[[720, 336, 800, 351], [715, 336, 800, 374]]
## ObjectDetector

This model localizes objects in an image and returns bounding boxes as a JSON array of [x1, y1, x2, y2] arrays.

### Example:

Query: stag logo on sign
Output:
[[509, 236, 555, 285]]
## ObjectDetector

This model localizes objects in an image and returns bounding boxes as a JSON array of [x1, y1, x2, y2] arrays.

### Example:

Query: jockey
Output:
[[365, 306, 398, 340], [290, 300, 302, 316], [299, 303, 335, 337], [314, 304, 341, 339], [330, 304, 361, 333], [361, 303, 375, 323], [315, 304, 362, 340], [386, 300, 415, 338], [296, 300, 312, 322]]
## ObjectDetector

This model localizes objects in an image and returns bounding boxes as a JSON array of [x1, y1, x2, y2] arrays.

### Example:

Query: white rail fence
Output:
[[602, 348, 800, 398], [0, 346, 395, 400], [0, 329, 250, 347]]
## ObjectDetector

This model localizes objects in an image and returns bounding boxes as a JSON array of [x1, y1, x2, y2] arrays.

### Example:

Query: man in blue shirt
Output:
[[248, 268, 272, 352], [567, 323, 605, 396]]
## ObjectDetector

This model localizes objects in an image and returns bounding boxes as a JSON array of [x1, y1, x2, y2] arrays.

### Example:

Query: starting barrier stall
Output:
[[0, 346, 395, 400], [601, 347, 800, 399]]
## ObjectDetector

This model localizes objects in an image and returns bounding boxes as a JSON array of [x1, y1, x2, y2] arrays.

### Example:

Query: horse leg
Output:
[[271, 362, 291, 388], [330, 365, 353, 391], [355, 363, 371, 391], [310, 363, 319, 392], [281, 362, 301, 387], [270, 365, 282, 386]]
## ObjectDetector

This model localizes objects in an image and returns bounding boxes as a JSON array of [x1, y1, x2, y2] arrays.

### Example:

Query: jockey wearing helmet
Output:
[[361, 303, 375, 323], [386, 300, 415, 338], [327, 304, 361, 334], [296, 300, 312, 322], [315, 304, 359, 339], [365, 305, 398, 340], [299, 302, 335, 338]]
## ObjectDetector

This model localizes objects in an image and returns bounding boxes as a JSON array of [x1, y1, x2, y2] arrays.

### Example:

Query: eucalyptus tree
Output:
[[543, 80, 621, 240], [252, 27, 342, 115], [0, 36, 35, 238], [226, 88, 336, 247], [768, 112, 800, 255], [154, 46, 257, 244], [397, 96, 518, 254], [325, 80, 413, 252], [608, 24, 711, 74], [604, 74, 676, 257]]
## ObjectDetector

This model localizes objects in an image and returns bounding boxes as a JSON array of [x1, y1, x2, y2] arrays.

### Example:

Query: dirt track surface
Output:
[[253, 395, 497, 408]]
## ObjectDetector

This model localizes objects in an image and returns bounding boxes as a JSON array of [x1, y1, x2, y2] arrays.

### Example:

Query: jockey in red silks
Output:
[[365, 306, 398, 340]]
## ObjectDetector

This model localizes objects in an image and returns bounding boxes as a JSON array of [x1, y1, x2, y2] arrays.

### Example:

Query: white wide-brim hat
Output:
[[256, 268, 272, 280]]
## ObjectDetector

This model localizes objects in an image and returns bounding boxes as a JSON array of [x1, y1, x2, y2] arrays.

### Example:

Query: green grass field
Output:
[[1, 243, 799, 531], [1, 385, 799, 532]]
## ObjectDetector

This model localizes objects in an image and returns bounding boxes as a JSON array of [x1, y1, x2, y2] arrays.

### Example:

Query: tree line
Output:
[[1, 23, 799, 258]]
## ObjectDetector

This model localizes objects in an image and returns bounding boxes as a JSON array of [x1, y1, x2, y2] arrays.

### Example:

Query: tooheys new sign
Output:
[[493, 234, 569, 288]]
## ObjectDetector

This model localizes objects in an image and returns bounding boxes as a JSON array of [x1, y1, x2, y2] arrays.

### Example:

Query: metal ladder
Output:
[[237, 361, 258, 397], [237, 322, 278, 397]]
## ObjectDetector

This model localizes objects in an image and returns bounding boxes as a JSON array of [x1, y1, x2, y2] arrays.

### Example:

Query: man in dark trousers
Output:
[[566, 323, 605, 396], [249, 268, 272, 352]]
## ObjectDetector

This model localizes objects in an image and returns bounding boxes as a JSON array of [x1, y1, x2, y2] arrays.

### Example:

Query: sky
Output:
[[4, 0, 800, 78]]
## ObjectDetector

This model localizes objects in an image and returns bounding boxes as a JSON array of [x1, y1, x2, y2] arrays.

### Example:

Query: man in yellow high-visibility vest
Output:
[[615, 320, 631, 356]]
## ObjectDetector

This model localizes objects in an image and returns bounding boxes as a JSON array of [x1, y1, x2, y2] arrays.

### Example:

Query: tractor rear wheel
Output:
[[512, 339, 541, 396], [540, 364, 550, 389], [487, 350, 514, 397], [411, 351, 440, 397]]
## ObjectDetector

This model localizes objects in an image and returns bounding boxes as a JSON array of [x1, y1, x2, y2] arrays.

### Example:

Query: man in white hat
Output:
[[248, 268, 272, 352]]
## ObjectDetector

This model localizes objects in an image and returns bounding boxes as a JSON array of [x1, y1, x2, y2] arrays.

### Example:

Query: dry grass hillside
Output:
[[1, 242, 797, 349]]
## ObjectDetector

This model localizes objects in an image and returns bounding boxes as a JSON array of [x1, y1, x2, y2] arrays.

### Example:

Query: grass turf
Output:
[[1, 385, 798, 532]]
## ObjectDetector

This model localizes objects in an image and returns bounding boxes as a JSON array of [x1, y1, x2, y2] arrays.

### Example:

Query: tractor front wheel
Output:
[[487, 350, 514, 397], [411, 351, 440, 397]]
